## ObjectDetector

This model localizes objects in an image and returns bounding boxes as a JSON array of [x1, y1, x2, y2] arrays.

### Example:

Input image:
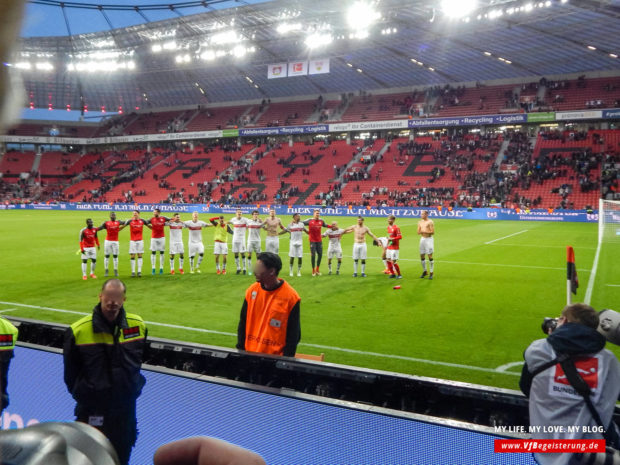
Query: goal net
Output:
[[599, 199, 620, 244]]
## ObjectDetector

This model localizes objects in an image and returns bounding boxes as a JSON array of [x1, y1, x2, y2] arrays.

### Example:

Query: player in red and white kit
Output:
[[124, 210, 151, 277], [303, 209, 330, 276], [149, 208, 171, 275], [386, 215, 403, 279], [97, 211, 126, 277], [79, 218, 100, 280]]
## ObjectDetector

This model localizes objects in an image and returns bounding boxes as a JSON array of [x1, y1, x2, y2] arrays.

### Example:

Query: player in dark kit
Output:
[[303, 209, 330, 276]]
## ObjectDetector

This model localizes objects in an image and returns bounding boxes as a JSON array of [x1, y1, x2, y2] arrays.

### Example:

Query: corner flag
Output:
[[566, 246, 578, 304]]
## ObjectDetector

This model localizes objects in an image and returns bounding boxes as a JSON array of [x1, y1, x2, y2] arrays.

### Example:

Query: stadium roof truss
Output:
[[12, 0, 620, 110]]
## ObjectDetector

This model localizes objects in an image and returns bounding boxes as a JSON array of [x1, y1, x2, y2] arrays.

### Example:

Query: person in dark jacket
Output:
[[63, 279, 147, 465]]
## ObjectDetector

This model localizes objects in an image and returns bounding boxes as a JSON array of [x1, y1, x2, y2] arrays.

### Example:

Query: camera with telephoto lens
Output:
[[541, 309, 620, 345], [541, 317, 558, 334]]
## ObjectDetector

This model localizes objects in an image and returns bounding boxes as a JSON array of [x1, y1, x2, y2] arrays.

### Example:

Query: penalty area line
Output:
[[484, 230, 528, 245], [0, 301, 519, 376]]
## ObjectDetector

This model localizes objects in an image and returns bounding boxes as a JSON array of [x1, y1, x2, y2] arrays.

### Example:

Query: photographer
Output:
[[520, 303, 620, 465]]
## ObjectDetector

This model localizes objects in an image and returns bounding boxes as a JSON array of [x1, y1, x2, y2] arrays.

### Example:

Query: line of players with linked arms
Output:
[[78, 207, 436, 280]]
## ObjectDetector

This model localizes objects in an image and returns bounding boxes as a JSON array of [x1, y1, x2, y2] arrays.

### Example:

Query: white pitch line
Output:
[[484, 229, 528, 245], [495, 361, 524, 373], [605, 284, 620, 287], [0, 308, 16, 313], [584, 240, 602, 305], [0, 300, 519, 376]]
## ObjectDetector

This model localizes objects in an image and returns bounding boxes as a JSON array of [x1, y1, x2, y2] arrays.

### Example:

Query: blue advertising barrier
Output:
[[239, 124, 329, 136], [0, 202, 599, 223], [408, 113, 528, 128], [2, 346, 534, 464]]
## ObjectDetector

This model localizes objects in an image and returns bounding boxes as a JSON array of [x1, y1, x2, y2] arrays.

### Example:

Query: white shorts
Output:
[[327, 245, 343, 259], [82, 247, 97, 260], [289, 243, 303, 258], [129, 240, 144, 255], [232, 241, 246, 253], [189, 242, 205, 256], [420, 237, 434, 255], [213, 242, 228, 255], [352, 243, 367, 260], [104, 240, 119, 256], [386, 249, 400, 261], [247, 240, 261, 253], [170, 241, 184, 255], [265, 236, 279, 253], [150, 237, 165, 252]]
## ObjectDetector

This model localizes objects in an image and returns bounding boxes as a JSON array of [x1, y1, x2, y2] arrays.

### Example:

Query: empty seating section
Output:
[[252, 100, 317, 127], [339, 93, 420, 122], [550, 77, 620, 112], [124, 110, 186, 135], [184, 106, 253, 131], [38, 152, 81, 176], [0, 151, 35, 176], [435, 85, 519, 116]]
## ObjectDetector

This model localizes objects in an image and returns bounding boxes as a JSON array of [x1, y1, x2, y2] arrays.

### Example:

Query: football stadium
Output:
[[0, 0, 619, 463]]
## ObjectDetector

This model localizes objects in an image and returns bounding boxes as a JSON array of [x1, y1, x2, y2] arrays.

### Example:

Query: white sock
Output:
[[361, 263, 365, 274], [235, 257, 240, 269], [382, 259, 388, 268], [222, 262, 227, 270], [353, 261, 358, 274], [190, 257, 194, 270], [104, 257, 109, 271], [337, 261, 341, 272], [421, 259, 426, 271], [113, 257, 118, 270], [197, 254, 204, 266], [159, 253, 165, 270], [170, 258, 174, 270], [90, 261, 96, 274], [216, 262, 220, 271], [151, 254, 156, 269], [290, 264, 293, 274], [179, 257, 184, 269], [242, 257, 246, 270], [430, 259, 434, 273], [81, 262, 87, 276], [131, 259, 136, 273], [137, 258, 143, 272], [247, 258, 251, 271], [328, 262, 332, 272]]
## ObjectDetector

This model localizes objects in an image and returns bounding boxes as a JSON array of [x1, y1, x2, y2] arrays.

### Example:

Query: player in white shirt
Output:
[[184, 212, 212, 274], [245, 210, 264, 276], [166, 213, 186, 275], [279, 213, 309, 277], [229, 208, 249, 274], [322, 221, 353, 275]]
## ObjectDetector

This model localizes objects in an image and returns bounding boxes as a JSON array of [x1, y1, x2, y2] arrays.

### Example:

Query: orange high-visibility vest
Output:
[[243, 280, 300, 355]]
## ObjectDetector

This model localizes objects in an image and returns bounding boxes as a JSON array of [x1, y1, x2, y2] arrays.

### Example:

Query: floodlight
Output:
[[277, 23, 302, 34], [347, 1, 380, 30], [305, 33, 333, 49], [441, 0, 478, 19], [211, 30, 239, 45]]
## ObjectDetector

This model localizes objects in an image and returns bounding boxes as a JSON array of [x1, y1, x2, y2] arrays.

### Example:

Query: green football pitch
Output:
[[1, 210, 618, 390]]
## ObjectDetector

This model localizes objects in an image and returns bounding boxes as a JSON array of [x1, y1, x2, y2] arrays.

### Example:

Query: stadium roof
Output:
[[12, 0, 620, 110]]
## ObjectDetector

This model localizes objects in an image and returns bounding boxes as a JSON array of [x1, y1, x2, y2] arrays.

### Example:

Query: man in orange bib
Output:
[[236, 252, 301, 357]]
